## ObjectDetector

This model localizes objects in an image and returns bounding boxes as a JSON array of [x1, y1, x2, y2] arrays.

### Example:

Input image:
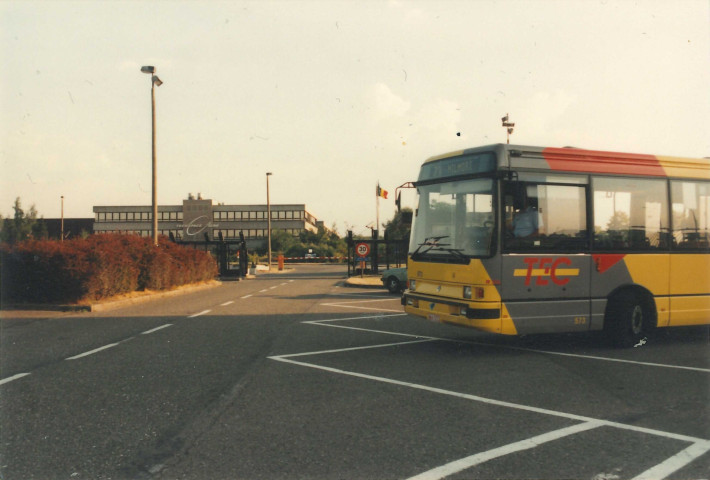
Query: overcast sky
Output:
[[2, 0, 709, 235]]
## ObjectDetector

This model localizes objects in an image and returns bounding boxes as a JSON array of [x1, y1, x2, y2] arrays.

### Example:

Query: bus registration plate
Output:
[[427, 314, 440, 323]]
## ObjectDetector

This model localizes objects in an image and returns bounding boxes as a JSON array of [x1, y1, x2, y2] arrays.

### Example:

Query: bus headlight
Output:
[[409, 279, 416, 291], [464, 286, 484, 299]]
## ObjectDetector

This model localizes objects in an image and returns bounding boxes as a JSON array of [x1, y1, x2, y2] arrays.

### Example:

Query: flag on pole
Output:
[[376, 184, 388, 199]]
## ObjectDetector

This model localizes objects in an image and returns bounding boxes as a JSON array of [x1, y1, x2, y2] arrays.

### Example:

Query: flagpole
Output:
[[376, 182, 380, 234]]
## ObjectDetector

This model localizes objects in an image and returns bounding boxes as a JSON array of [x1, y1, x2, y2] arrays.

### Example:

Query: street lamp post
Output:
[[141, 66, 163, 245], [60, 195, 64, 242], [266, 172, 272, 271]]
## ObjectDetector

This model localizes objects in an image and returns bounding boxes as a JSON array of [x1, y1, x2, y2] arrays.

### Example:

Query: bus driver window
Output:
[[506, 184, 542, 238]]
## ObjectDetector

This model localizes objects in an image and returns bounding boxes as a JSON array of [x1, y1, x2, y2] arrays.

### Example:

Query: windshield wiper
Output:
[[411, 235, 449, 258], [433, 246, 467, 259], [411, 236, 468, 260]]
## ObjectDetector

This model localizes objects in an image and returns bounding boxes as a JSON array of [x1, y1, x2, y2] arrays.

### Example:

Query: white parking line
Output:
[[407, 421, 603, 480], [320, 298, 403, 313], [141, 324, 173, 335], [312, 314, 709, 374], [188, 310, 211, 318], [220, 301, 234, 306], [631, 440, 710, 480], [271, 313, 710, 479], [66, 343, 119, 360], [0, 372, 31, 386], [474, 342, 710, 374], [241, 294, 253, 299]]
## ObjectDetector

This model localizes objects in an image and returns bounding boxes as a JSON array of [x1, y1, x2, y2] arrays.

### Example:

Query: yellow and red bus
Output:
[[402, 144, 710, 346]]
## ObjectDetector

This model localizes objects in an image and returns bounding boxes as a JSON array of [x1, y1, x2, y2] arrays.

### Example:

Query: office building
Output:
[[93, 194, 319, 247]]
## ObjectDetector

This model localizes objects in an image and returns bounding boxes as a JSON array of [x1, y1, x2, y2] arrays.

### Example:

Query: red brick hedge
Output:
[[0, 235, 218, 304]]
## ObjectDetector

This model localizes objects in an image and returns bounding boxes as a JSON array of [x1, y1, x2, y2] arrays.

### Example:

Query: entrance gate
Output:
[[346, 230, 408, 277], [172, 232, 249, 279]]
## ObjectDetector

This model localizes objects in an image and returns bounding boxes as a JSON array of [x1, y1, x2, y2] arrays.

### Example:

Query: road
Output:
[[1, 264, 708, 480]]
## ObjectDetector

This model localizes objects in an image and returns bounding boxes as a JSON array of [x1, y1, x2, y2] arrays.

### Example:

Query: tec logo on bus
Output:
[[514, 257, 580, 286]]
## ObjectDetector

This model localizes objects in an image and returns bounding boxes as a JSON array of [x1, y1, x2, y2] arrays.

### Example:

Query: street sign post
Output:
[[355, 242, 371, 277], [355, 242, 370, 258]]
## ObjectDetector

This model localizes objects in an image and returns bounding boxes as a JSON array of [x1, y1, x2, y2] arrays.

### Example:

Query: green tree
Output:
[[270, 229, 298, 254], [383, 207, 412, 240], [0, 197, 46, 243]]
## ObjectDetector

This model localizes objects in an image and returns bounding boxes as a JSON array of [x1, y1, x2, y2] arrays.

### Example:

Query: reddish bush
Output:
[[0, 234, 217, 304]]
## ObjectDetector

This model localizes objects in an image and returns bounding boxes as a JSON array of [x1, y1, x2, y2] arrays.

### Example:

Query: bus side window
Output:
[[671, 180, 710, 250], [593, 177, 669, 251], [504, 181, 586, 252]]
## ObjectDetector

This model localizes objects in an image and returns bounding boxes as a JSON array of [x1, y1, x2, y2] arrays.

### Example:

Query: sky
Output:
[[2, 0, 709, 236]]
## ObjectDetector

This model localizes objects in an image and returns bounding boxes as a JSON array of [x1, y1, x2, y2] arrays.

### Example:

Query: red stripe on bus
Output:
[[592, 254, 626, 274], [542, 148, 666, 177]]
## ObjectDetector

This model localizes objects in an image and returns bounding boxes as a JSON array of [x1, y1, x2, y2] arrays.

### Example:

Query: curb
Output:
[[343, 277, 384, 289], [1, 281, 222, 313]]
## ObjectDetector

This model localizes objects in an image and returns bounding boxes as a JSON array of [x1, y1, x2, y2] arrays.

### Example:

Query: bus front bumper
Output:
[[402, 292, 516, 335]]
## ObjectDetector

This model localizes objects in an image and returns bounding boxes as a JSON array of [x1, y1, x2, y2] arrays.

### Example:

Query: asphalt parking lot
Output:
[[265, 289, 710, 480]]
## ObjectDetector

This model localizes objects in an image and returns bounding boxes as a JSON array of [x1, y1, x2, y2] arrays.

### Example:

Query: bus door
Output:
[[500, 179, 592, 335]]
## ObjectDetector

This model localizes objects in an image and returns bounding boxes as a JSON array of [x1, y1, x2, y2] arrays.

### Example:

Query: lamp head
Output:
[[152, 75, 163, 86], [141, 66, 155, 74]]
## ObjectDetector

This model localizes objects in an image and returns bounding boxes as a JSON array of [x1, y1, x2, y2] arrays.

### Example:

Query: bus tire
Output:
[[605, 291, 655, 348]]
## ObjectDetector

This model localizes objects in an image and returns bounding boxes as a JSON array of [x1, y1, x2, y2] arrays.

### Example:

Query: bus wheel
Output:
[[606, 291, 652, 348]]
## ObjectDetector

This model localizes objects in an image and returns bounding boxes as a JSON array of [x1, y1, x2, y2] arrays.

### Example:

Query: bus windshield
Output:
[[409, 177, 495, 261]]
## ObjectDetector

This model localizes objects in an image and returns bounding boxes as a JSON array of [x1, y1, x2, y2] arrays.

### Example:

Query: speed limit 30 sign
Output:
[[355, 242, 370, 258]]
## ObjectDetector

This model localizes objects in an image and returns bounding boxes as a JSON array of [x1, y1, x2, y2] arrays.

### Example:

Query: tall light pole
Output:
[[60, 195, 64, 242], [266, 172, 272, 271], [141, 66, 163, 245]]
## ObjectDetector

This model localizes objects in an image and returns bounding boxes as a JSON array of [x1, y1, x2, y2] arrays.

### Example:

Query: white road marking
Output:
[[188, 310, 211, 318], [270, 349, 706, 443], [473, 342, 710, 374], [0, 372, 31, 385], [313, 313, 709, 374], [259, 289, 268, 293], [66, 343, 120, 360], [241, 294, 253, 299], [220, 301, 234, 306], [269, 286, 278, 290], [631, 440, 710, 480], [320, 298, 403, 313], [140, 324, 173, 335], [276, 339, 434, 359], [271, 312, 710, 479], [406, 421, 603, 480], [326, 293, 391, 298]]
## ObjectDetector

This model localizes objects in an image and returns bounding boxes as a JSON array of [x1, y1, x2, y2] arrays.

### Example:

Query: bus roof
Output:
[[422, 144, 710, 180]]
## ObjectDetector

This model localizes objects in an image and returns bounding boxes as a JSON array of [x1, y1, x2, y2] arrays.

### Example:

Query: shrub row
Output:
[[0, 234, 218, 304]]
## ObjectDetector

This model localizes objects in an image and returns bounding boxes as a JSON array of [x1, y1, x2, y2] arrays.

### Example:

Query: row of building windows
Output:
[[213, 210, 304, 221], [213, 228, 302, 238], [95, 228, 303, 239], [95, 210, 310, 223], [95, 212, 183, 222]]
